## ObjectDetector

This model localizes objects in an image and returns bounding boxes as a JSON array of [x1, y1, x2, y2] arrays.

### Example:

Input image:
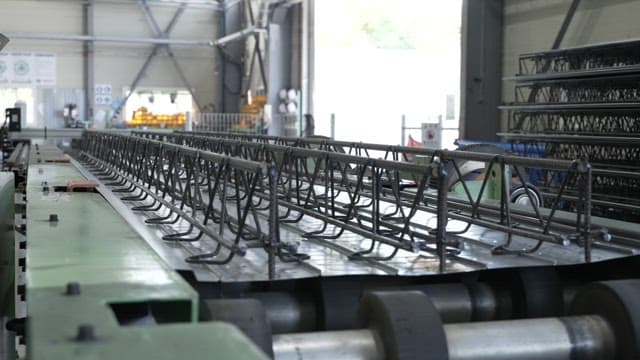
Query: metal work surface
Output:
[[25, 142, 266, 359], [72, 131, 640, 283]]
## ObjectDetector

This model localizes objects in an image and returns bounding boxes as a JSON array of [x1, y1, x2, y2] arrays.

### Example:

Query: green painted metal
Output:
[[450, 162, 504, 201], [0, 173, 15, 360], [25, 144, 266, 359], [29, 315, 263, 360], [28, 146, 66, 163], [27, 163, 86, 188], [407, 154, 505, 202], [451, 181, 483, 198]]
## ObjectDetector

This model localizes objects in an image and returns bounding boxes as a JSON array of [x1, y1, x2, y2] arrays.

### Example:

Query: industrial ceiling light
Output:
[[0, 33, 8, 51]]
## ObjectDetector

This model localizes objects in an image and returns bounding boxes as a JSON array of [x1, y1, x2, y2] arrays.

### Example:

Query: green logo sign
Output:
[[14, 60, 29, 76], [0, 61, 6, 74]]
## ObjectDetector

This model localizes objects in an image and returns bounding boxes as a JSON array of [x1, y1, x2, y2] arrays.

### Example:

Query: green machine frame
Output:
[[14, 141, 266, 359]]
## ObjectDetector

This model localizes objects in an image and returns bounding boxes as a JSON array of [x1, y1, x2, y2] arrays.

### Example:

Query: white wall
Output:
[[1, 0, 220, 126], [502, 0, 640, 129]]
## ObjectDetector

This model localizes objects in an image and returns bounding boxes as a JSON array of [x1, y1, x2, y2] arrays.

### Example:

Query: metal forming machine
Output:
[[6, 139, 265, 359], [3, 127, 640, 360]]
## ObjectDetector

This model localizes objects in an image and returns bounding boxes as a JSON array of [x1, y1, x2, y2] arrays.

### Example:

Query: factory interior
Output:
[[2, 0, 640, 359]]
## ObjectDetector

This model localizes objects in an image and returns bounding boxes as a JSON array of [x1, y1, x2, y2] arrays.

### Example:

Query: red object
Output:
[[67, 180, 99, 192], [406, 135, 423, 161], [46, 155, 71, 163], [407, 135, 423, 148]]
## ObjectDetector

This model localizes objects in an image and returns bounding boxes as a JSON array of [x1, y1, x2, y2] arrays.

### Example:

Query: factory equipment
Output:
[[5, 108, 21, 132], [13, 101, 26, 129], [127, 106, 186, 128], [6, 140, 266, 360], [207, 283, 640, 360], [243, 91, 268, 114], [4, 128, 640, 359], [63, 103, 81, 128]]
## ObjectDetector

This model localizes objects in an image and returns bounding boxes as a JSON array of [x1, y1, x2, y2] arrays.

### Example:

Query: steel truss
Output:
[[129, 131, 601, 264], [496, 135, 640, 221], [514, 77, 640, 104], [81, 131, 311, 279], [155, 130, 611, 217], [518, 38, 640, 77], [504, 40, 640, 221], [508, 110, 640, 135]]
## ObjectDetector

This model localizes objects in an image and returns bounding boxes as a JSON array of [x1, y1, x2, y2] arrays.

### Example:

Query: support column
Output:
[[460, 0, 503, 141], [220, 0, 245, 113], [83, 0, 95, 123], [301, 0, 314, 116], [267, 5, 293, 136]]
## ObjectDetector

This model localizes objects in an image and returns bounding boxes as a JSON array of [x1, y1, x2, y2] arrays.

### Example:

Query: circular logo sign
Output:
[[14, 60, 29, 76]]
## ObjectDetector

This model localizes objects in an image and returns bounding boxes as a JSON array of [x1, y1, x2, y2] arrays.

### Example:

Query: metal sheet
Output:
[[72, 158, 638, 283]]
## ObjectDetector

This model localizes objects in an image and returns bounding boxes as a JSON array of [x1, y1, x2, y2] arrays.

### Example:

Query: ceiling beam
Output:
[[3, 33, 214, 47], [31, 0, 222, 11]]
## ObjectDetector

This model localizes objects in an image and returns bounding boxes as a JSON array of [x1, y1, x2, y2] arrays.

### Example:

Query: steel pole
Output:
[[330, 113, 335, 139], [83, 0, 95, 123]]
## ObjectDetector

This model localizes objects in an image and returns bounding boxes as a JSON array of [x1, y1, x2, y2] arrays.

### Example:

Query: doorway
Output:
[[314, 0, 463, 148]]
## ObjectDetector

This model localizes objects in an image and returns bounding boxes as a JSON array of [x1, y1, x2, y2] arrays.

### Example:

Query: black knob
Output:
[[65, 282, 80, 296], [75, 324, 96, 342]]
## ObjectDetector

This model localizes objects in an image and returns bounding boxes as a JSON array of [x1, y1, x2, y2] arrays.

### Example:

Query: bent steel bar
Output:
[[177, 133, 445, 263], [91, 131, 454, 268], [80, 131, 307, 278], [140, 130, 580, 170], [136, 131, 597, 263], [145, 129, 614, 227]]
